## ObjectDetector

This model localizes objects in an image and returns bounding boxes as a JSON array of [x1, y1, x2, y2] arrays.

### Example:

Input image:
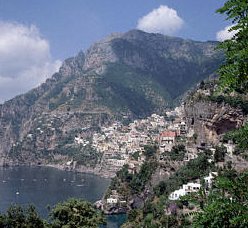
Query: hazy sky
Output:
[[0, 0, 231, 102]]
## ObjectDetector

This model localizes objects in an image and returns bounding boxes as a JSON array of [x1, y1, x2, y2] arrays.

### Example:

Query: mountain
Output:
[[0, 30, 223, 166]]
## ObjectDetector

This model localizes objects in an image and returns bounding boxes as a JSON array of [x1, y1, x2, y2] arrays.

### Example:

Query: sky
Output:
[[0, 0, 232, 102]]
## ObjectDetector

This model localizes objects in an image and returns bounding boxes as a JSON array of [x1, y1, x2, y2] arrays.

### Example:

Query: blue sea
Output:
[[0, 166, 126, 227]]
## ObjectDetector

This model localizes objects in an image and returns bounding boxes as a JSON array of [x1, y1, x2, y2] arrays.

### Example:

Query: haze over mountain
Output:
[[0, 30, 223, 164]]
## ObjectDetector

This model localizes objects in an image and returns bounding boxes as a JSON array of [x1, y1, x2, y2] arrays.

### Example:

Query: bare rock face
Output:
[[83, 38, 119, 73], [60, 51, 85, 77], [184, 100, 245, 144]]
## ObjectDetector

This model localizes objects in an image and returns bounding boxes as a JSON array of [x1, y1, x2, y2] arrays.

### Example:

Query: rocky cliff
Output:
[[184, 85, 247, 145], [0, 30, 223, 166]]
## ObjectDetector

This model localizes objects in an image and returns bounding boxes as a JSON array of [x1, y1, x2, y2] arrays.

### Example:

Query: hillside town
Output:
[[74, 102, 236, 178], [74, 106, 189, 175]]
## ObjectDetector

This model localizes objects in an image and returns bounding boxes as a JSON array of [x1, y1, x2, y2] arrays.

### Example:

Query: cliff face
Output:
[[0, 30, 224, 165], [184, 97, 246, 145]]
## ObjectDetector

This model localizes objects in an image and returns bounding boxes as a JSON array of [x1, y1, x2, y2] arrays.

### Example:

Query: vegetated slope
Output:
[[0, 29, 223, 165]]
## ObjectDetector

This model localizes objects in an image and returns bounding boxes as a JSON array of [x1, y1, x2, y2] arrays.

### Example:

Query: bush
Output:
[[214, 146, 227, 162], [169, 144, 186, 161]]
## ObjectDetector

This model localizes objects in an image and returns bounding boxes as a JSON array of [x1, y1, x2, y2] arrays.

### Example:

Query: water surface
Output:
[[0, 166, 125, 227]]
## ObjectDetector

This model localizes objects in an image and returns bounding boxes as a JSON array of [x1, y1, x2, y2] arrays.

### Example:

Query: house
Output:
[[128, 160, 141, 174], [204, 172, 218, 189], [106, 198, 118, 204], [159, 131, 177, 152], [106, 190, 119, 204], [169, 182, 201, 200], [179, 121, 187, 135], [183, 183, 201, 194], [106, 159, 127, 167], [184, 153, 198, 161], [223, 141, 235, 157], [169, 171, 218, 201], [159, 131, 177, 144], [169, 189, 186, 200], [74, 135, 84, 144]]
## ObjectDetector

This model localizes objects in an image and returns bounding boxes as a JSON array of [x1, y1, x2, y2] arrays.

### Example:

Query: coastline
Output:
[[0, 159, 115, 179], [43, 163, 115, 179], [0, 162, 127, 216]]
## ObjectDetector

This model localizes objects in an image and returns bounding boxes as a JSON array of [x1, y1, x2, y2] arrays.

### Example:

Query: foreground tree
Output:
[[0, 199, 105, 228], [0, 205, 46, 228], [191, 169, 248, 227], [216, 0, 248, 93], [50, 198, 106, 228]]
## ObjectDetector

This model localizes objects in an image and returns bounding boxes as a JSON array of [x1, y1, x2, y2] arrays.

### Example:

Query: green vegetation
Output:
[[0, 199, 105, 228], [154, 153, 213, 197], [169, 144, 187, 161], [224, 123, 248, 159], [123, 153, 213, 227], [0, 205, 46, 228], [50, 198, 105, 228], [131, 151, 140, 161], [143, 144, 158, 158], [96, 63, 170, 117], [123, 1, 248, 226], [214, 146, 227, 162], [209, 94, 248, 114], [112, 160, 158, 196], [191, 169, 248, 227], [109, 144, 159, 196], [111, 34, 222, 100], [216, 0, 248, 93]]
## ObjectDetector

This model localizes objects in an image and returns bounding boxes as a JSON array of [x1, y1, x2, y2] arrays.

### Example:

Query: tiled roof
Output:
[[160, 131, 177, 137]]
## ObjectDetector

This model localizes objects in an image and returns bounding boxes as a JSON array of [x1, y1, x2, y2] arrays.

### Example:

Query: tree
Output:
[[0, 205, 46, 228], [169, 144, 186, 161], [214, 146, 227, 162], [191, 169, 248, 227], [216, 0, 248, 93], [143, 144, 158, 158], [50, 198, 106, 228]]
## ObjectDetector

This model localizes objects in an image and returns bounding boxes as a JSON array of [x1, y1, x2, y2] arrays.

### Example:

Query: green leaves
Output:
[[192, 170, 248, 227], [0, 199, 105, 228], [0, 205, 46, 228], [216, 0, 248, 93], [224, 123, 248, 159], [50, 198, 106, 228]]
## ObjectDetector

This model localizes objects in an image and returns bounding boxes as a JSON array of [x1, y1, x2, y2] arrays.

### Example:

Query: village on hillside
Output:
[[75, 103, 234, 177], [73, 101, 237, 211]]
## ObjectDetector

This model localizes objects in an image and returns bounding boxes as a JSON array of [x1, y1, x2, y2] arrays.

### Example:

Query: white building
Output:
[[169, 182, 201, 200], [183, 183, 201, 194], [204, 172, 218, 189], [106, 198, 118, 204], [106, 159, 127, 167], [169, 189, 186, 200], [223, 141, 235, 157]]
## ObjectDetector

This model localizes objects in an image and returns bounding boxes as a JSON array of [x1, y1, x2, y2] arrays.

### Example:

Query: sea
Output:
[[0, 166, 127, 227]]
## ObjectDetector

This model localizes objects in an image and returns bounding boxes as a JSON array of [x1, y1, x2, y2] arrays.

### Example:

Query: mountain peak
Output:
[[0, 30, 224, 164]]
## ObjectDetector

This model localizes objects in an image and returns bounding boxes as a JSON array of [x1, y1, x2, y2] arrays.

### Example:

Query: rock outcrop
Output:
[[184, 99, 245, 145]]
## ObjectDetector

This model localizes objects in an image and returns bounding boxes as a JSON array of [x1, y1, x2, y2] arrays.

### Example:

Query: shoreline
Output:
[[0, 160, 115, 179], [1, 162, 126, 216]]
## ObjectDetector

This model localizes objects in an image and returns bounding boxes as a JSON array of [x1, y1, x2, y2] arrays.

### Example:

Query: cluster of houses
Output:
[[168, 172, 218, 200], [72, 106, 212, 175], [72, 103, 235, 178], [91, 114, 169, 173], [89, 111, 192, 174]]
